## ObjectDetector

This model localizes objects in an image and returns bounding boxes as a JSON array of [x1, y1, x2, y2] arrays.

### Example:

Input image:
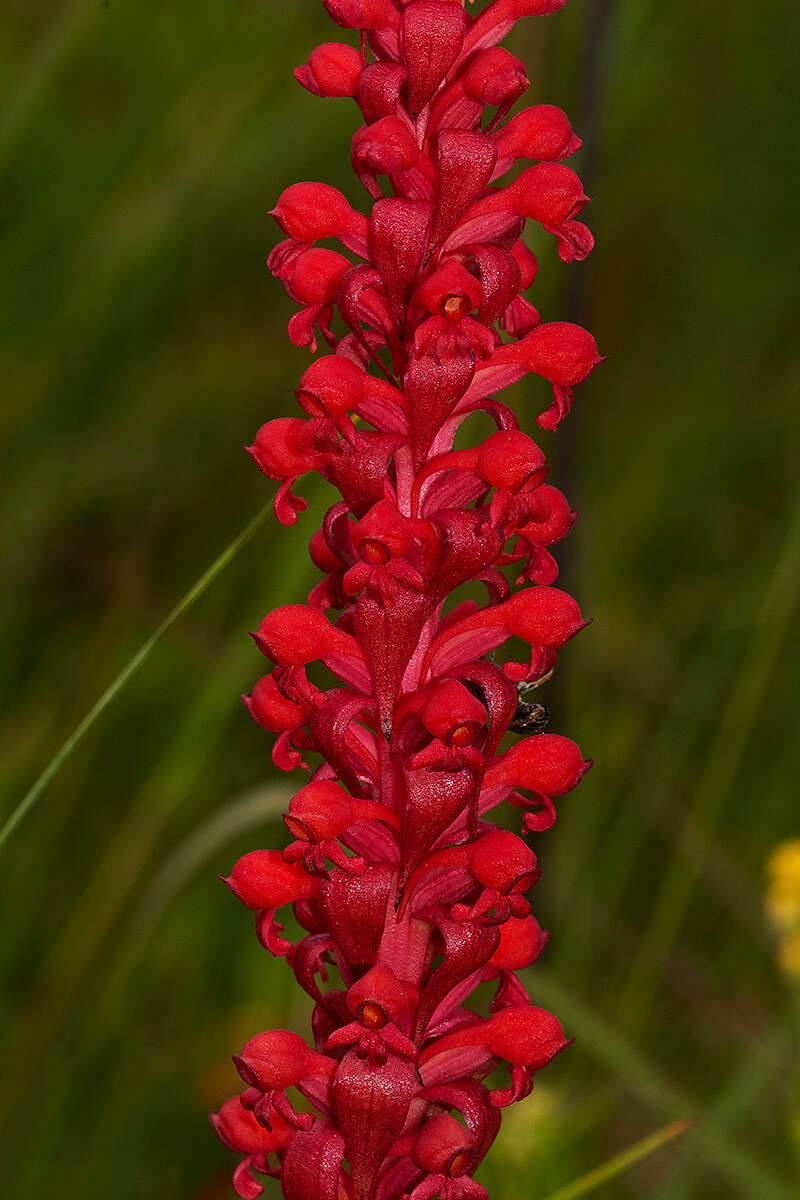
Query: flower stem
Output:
[[0, 499, 273, 853], [539, 1118, 691, 1200]]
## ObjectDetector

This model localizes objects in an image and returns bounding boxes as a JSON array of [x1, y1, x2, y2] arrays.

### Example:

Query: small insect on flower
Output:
[[509, 671, 553, 733], [509, 696, 550, 734]]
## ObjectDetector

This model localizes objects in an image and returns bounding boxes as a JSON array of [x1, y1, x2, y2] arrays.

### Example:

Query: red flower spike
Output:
[[216, 3, 604, 1197]]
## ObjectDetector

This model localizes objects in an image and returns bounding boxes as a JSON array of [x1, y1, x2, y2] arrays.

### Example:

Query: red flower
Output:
[[213, 2, 603, 1197]]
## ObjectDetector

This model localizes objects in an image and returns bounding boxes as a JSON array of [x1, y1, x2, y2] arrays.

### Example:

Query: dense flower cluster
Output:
[[212, 3, 603, 1197]]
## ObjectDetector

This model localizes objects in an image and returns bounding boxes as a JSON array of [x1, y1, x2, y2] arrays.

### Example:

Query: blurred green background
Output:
[[1, 1, 799, 1197]]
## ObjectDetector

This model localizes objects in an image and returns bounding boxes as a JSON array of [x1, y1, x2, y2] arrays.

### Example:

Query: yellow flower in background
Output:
[[765, 839, 800, 978]]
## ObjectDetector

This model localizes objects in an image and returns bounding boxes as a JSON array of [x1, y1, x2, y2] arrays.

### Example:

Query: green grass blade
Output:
[[540, 1119, 691, 1200], [661, 1025, 793, 1200], [619, 498, 800, 1029], [0, 499, 272, 852], [529, 967, 796, 1199], [130, 782, 290, 934]]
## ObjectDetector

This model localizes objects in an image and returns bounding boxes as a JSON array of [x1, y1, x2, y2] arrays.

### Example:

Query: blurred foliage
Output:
[[1, 1, 799, 1197]]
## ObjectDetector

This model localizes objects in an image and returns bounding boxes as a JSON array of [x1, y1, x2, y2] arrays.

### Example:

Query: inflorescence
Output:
[[211, 3, 603, 1197]]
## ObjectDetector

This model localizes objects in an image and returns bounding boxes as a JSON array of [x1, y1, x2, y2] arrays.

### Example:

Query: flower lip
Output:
[[448, 1147, 477, 1178], [295, 388, 325, 417], [283, 814, 312, 841], [231, 1054, 262, 1091], [510, 868, 540, 894], [447, 720, 483, 747]]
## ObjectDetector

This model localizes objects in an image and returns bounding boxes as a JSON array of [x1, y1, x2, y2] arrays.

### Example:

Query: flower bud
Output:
[[243, 673, 310, 732], [253, 604, 362, 667], [235, 1030, 332, 1092], [270, 182, 368, 251], [413, 1113, 479, 1177], [461, 47, 529, 107], [494, 105, 582, 171], [223, 850, 316, 911], [484, 1004, 569, 1068], [322, 0, 401, 30], [285, 779, 354, 842], [468, 830, 538, 893], [280, 247, 351, 305], [491, 914, 548, 970], [475, 429, 546, 492], [421, 678, 487, 746], [294, 42, 363, 98]]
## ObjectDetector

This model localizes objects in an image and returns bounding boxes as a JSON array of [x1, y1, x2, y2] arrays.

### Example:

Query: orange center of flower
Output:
[[443, 294, 469, 320], [448, 1151, 472, 1177], [361, 538, 391, 564], [295, 388, 325, 416], [359, 1002, 387, 1029], [284, 815, 311, 841]]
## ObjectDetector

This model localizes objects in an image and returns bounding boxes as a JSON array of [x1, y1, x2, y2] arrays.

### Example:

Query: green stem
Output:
[[530, 967, 796, 1198], [0, 499, 272, 852], [540, 1119, 691, 1200]]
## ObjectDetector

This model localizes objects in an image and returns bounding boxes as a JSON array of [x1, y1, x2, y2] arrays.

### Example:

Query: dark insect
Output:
[[510, 670, 552, 733], [462, 671, 551, 735], [509, 695, 549, 734]]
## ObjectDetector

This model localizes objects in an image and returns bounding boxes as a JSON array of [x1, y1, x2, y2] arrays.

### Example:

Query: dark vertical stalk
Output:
[[557, 0, 619, 592]]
